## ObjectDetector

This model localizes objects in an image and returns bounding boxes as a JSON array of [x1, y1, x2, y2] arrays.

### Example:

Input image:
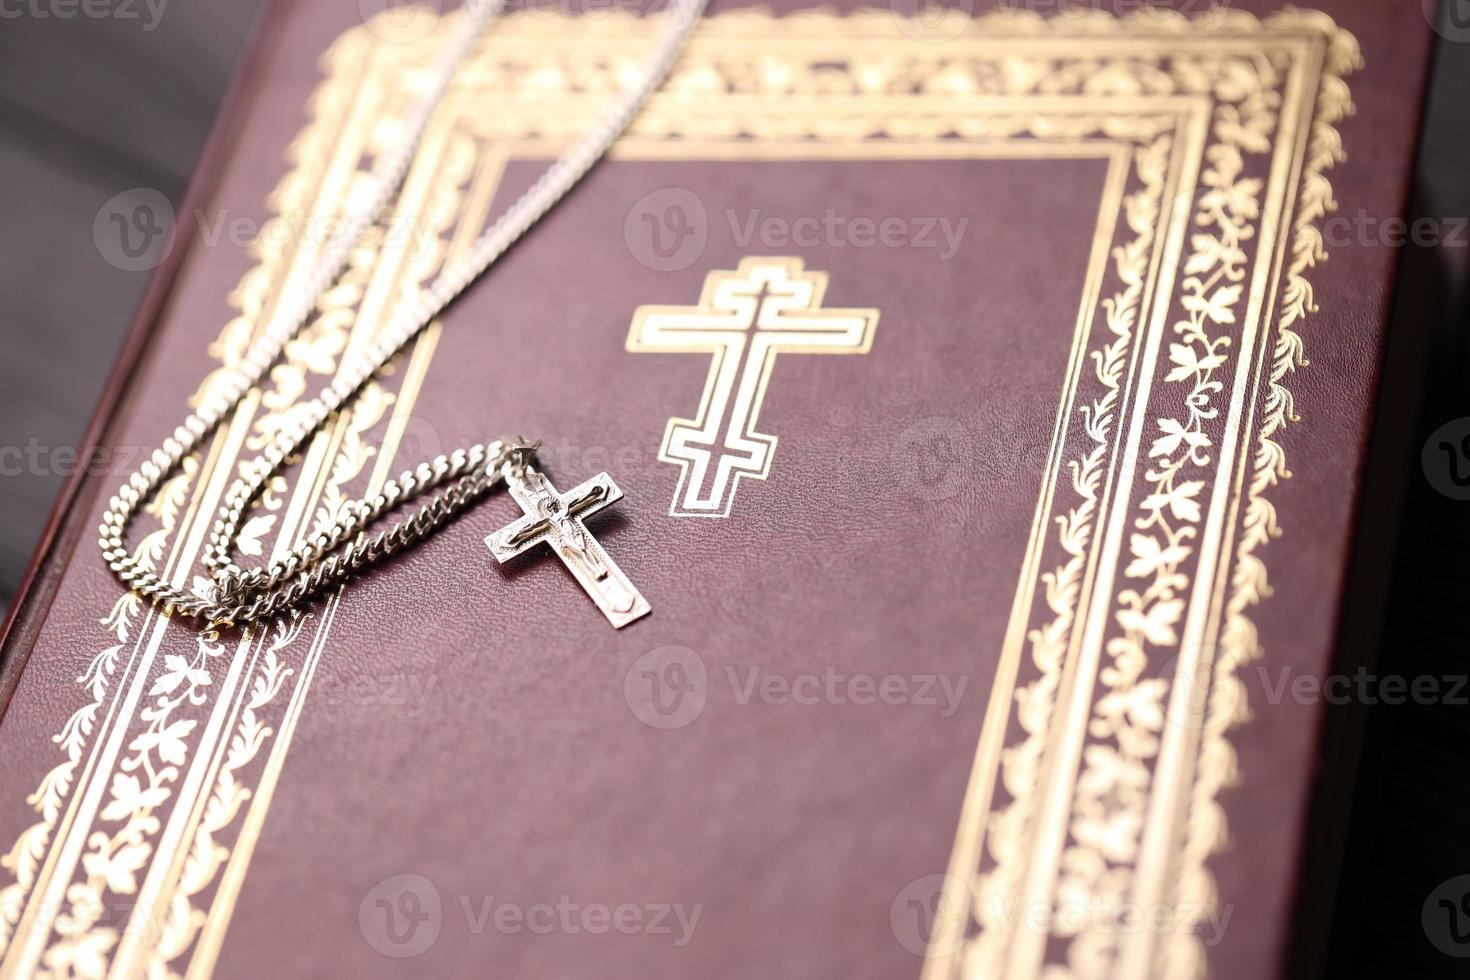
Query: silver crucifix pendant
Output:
[[485, 458, 651, 629]]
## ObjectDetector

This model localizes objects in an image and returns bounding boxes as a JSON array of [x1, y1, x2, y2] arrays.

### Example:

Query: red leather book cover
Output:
[[0, 2, 1434, 977]]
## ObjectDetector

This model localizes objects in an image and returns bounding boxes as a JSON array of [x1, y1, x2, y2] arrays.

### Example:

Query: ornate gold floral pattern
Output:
[[39, 623, 223, 977], [143, 127, 480, 980], [1054, 78, 1269, 980], [0, 16, 435, 977], [147, 613, 306, 972], [0, 9, 1359, 980], [971, 131, 1171, 976], [0, 18, 378, 959], [927, 11, 1359, 980], [0, 448, 195, 955], [1158, 18, 1362, 980]]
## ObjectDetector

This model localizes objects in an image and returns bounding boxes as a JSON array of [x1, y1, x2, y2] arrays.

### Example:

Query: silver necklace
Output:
[[99, 0, 705, 628]]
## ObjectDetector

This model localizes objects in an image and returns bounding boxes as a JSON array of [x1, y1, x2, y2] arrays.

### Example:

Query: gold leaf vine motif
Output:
[[144, 54, 482, 980], [969, 130, 1171, 977], [1053, 51, 1276, 980], [1160, 17, 1361, 980], [0, 21, 413, 978], [0, 10, 1360, 980], [147, 613, 307, 972], [938, 10, 1359, 980]]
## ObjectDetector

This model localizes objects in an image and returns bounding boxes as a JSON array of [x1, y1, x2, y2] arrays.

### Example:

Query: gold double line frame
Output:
[[0, 7, 1357, 979]]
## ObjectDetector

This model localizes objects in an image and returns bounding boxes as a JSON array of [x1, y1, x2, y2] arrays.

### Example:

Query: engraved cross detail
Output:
[[485, 463, 650, 628], [627, 256, 879, 517]]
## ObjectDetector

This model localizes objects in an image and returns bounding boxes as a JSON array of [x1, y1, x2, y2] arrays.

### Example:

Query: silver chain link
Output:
[[98, 0, 707, 626]]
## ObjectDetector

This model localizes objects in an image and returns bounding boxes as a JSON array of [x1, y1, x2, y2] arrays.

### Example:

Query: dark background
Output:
[[0, 1, 1467, 976], [0, 0, 260, 598]]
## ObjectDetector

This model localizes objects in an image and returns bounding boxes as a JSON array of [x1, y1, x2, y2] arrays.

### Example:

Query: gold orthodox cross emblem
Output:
[[485, 456, 651, 628], [626, 257, 879, 517]]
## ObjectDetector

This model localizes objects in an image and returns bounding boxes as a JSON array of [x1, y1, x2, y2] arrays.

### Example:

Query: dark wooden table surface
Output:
[[0, 0, 262, 602], [0, 3, 1467, 977]]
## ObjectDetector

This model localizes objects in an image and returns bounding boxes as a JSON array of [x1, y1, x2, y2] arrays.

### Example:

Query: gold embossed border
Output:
[[914, 10, 1360, 980], [0, 23, 483, 978], [0, 7, 1358, 980]]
